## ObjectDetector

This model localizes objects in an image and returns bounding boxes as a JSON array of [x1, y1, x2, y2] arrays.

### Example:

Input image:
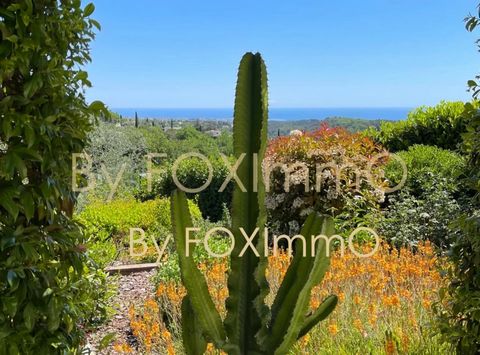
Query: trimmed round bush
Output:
[[385, 144, 466, 195], [135, 157, 233, 222]]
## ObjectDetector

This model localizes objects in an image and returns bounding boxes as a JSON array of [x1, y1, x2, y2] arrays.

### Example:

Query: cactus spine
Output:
[[171, 52, 337, 355]]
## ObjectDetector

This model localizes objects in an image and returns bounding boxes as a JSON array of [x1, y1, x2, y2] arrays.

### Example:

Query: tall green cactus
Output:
[[170, 52, 337, 355]]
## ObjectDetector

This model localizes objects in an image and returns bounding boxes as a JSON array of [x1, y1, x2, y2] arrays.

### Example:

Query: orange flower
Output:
[[328, 323, 338, 336], [353, 318, 363, 331]]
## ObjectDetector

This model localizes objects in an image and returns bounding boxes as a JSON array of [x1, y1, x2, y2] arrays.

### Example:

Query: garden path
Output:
[[85, 269, 156, 354]]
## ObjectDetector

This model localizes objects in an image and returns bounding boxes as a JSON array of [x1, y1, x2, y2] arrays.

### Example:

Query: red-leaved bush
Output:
[[264, 124, 388, 235]]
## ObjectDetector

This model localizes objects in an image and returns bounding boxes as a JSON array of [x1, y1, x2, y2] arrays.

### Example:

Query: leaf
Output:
[[24, 125, 35, 148], [76, 71, 88, 82], [88, 100, 108, 115], [2, 297, 18, 317], [14, 147, 42, 161], [47, 298, 60, 332], [181, 295, 207, 355], [21, 191, 34, 221], [23, 74, 43, 98], [84, 3, 95, 17], [6, 270, 17, 288], [224, 52, 269, 354], [98, 332, 116, 351], [42, 288, 53, 297], [171, 190, 226, 347], [2, 118, 12, 140], [23, 303, 36, 331], [0, 187, 19, 219], [89, 19, 101, 30], [0, 235, 15, 250]]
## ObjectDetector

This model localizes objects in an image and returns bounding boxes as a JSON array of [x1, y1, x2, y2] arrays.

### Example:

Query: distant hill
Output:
[[268, 117, 387, 137]]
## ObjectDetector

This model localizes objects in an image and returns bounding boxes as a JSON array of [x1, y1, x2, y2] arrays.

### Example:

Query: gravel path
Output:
[[85, 270, 156, 354]]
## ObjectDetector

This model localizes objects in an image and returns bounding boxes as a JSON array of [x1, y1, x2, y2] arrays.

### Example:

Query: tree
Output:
[[135, 111, 139, 128], [0, 1, 106, 353]]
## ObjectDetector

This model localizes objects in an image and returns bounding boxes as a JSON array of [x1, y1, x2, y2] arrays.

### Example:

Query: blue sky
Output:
[[86, 0, 479, 108]]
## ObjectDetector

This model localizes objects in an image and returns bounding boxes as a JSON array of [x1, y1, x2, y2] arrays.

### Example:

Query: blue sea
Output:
[[113, 107, 411, 121]]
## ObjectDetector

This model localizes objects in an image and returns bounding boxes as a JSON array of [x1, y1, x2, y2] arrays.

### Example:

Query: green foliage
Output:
[[434, 105, 480, 354], [84, 122, 148, 200], [171, 53, 337, 355], [170, 125, 229, 158], [430, 11, 480, 351], [435, 210, 480, 354], [385, 144, 466, 196], [139, 126, 177, 157], [77, 198, 202, 265], [377, 182, 462, 249], [380, 145, 467, 249], [137, 156, 233, 222], [0, 1, 110, 353], [367, 101, 468, 152]]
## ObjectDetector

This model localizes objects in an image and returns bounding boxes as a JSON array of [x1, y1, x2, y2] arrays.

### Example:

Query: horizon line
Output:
[[111, 106, 414, 109]]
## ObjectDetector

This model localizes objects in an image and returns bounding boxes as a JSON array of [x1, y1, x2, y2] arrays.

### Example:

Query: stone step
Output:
[[105, 263, 158, 275]]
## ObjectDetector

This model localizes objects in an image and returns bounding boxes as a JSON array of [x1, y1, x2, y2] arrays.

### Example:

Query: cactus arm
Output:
[[224, 52, 269, 354], [257, 213, 321, 349], [266, 215, 335, 352], [269, 213, 320, 323], [171, 190, 226, 347], [181, 295, 208, 355], [272, 216, 335, 354], [297, 295, 338, 339]]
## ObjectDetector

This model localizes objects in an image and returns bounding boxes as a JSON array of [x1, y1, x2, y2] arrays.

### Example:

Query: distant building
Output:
[[206, 129, 221, 138], [289, 129, 303, 136]]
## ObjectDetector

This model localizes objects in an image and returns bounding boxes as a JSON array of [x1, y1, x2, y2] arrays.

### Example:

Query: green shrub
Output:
[[367, 101, 469, 152], [377, 181, 462, 249], [0, 1, 110, 353], [136, 157, 233, 222], [385, 144, 466, 195], [77, 199, 170, 240]]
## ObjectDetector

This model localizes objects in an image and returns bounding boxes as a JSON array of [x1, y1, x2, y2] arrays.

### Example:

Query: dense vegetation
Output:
[[78, 86, 479, 354], [0, 1, 108, 353], [113, 115, 385, 138], [2, 0, 480, 353], [366, 101, 468, 152], [432, 7, 480, 352]]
